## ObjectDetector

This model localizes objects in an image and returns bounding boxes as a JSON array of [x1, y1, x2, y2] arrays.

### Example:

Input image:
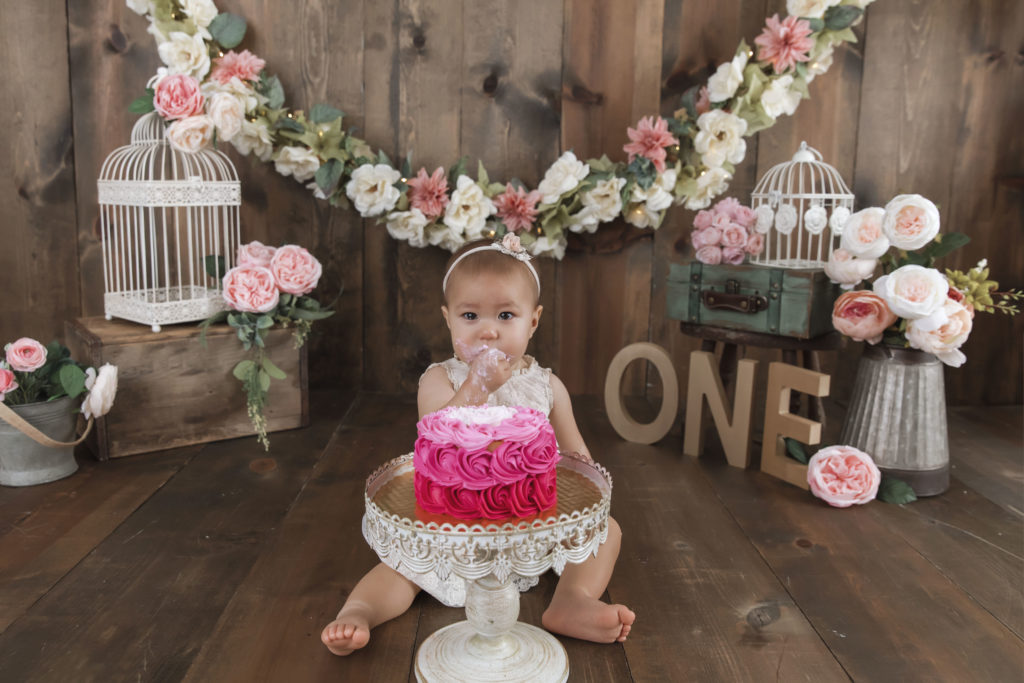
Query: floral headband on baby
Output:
[[442, 234, 541, 295]]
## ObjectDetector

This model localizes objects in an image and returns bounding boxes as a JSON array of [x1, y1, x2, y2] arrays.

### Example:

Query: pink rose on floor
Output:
[[905, 298, 973, 367], [722, 246, 746, 264], [745, 233, 764, 255], [153, 74, 205, 120], [270, 245, 323, 296], [223, 266, 280, 313], [832, 290, 898, 344], [623, 115, 679, 174], [807, 445, 881, 508], [695, 246, 722, 265], [840, 207, 890, 259], [210, 49, 266, 84], [6, 338, 47, 372], [824, 249, 877, 290], [407, 167, 450, 219], [721, 224, 748, 249], [0, 368, 18, 400], [166, 115, 214, 154], [237, 241, 277, 268]]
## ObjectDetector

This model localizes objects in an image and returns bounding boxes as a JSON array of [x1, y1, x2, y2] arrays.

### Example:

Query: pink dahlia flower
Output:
[[493, 184, 542, 234], [755, 14, 814, 74], [407, 167, 449, 219], [210, 50, 266, 85], [623, 116, 679, 174]]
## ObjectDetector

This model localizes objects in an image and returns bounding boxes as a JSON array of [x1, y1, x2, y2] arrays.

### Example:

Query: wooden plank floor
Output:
[[0, 392, 1020, 682]]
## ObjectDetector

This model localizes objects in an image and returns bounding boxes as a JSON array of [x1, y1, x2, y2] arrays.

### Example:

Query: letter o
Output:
[[604, 342, 679, 444]]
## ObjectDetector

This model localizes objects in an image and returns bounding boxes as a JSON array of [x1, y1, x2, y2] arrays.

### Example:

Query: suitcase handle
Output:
[[701, 279, 768, 314]]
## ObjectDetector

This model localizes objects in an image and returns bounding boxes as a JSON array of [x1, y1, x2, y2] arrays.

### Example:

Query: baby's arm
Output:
[[548, 373, 594, 463], [417, 348, 514, 418]]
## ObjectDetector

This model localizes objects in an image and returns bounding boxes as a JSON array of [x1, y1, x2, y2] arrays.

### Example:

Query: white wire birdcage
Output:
[[749, 141, 854, 269], [97, 112, 241, 332]]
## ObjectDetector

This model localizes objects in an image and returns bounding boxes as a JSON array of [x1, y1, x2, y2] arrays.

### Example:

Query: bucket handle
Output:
[[0, 402, 94, 448]]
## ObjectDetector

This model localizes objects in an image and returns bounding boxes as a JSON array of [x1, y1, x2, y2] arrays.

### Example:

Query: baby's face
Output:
[[442, 269, 542, 366]]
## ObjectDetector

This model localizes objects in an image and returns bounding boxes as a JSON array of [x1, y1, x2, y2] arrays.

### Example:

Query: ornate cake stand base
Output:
[[415, 576, 569, 683]]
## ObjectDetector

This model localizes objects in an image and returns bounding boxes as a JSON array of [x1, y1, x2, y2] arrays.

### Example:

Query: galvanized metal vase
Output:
[[0, 396, 79, 487], [839, 345, 949, 496]]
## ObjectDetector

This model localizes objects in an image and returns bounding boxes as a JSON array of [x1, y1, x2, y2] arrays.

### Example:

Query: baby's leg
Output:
[[321, 563, 420, 656], [542, 516, 635, 643]]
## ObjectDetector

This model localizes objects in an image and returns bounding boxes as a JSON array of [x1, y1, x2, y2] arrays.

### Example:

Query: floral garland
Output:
[[127, 0, 876, 259]]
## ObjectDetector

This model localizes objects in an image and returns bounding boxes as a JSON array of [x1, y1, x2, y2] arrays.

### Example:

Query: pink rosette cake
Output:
[[414, 405, 560, 521]]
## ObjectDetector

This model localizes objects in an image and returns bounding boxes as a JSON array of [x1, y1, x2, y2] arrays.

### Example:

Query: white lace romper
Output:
[[391, 355, 554, 607]]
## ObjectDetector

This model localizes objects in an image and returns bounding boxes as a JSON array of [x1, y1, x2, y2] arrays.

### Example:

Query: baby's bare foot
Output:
[[321, 614, 371, 656], [542, 592, 636, 643]]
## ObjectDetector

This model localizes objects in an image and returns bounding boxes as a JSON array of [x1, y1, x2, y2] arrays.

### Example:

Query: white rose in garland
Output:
[[166, 115, 214, 153], [232, 119, 274, 161], [427, 223, 463, 253], [685, 167, 732, 211], [208, 92, 243, 142], [761, 74, 803, 119], [157, 31, 211, 79], [694, 110, 747, 168], [708, 51, 748, 103], [882, 194, 940, 250], [386, 208, 430, 248], [537, 151, 589, 205], [202, 77, 264, 114], [444, 175, 496, 240], [786, 0, 841, 19], [805, 45, 834, 83], [182, 0, 218, 29], [527, 234, 567, 260], [126, 0, 153, 15], [568, 176, 626, 233], [275, 145, 321, 184], [345, 163, 401, 216], [626, 170, 677, 229]]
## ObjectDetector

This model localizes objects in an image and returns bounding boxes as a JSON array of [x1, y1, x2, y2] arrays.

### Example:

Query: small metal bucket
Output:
[[0, 396, 79, 487], [839, 345, 949, 496]]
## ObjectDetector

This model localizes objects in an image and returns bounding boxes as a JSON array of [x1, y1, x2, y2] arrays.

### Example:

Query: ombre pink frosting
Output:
[[414, 405, 560, 520]]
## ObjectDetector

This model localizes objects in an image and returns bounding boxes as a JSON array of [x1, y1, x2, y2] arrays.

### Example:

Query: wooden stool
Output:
[[678, 322, 843, 427]]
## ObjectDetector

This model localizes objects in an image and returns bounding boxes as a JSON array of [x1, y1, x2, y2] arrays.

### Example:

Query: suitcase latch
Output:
[[702, 279, 768, 314]]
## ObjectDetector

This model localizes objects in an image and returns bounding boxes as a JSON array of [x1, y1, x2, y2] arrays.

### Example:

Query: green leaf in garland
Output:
[[315, 158, 343, 195], [477, 160, 490, 188], [448, 156, 468, 186], [377, 149, 393, 167], [273, 116, 305, 133], [204, 254, 226, 280], [784, 437, 810, 464], [129, 88, 156, 114], [401, 153, 413, 181], [877, 475, 918, 504], [209, 12, 247, 49], [258, 72, 285, 109], [678, 85, 700, 121], [804, 17, 826, 33], [232, 359, 256, 380], [823, 5, 863, 31], [627, 156, 657, 190], [310, 103, 343, 124]]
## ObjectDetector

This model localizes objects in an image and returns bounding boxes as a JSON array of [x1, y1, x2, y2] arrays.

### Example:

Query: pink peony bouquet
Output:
[[1, 338, 118, 420], [202, 241, 334, 449], [690, 197, 764, 265], [826, 194, 1021, 367]]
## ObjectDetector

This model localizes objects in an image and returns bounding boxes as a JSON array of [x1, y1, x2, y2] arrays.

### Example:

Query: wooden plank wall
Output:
[[0, 0, 1019, 405]]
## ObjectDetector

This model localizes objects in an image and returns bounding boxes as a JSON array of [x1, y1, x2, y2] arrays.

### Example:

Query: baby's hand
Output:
[[462, 343, 513, 396]]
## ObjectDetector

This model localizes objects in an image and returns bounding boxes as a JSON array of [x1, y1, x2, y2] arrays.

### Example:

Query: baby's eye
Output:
[[461, 312, 478, 320], [498, 311, 515, 321]]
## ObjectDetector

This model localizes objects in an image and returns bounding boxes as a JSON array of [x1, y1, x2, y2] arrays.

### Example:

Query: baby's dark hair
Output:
[[442, 239, 541, 305]]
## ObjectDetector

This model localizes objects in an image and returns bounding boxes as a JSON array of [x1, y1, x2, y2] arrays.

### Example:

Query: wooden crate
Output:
[[666, 262, 839, 339], [65, 317, 309, 459]]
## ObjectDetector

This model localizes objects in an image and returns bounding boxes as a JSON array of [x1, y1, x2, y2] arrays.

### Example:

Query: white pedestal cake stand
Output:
[[362, 453, 613, 683]]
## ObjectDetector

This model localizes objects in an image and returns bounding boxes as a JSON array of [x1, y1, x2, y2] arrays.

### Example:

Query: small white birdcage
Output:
[[97, 112, 241, 332], [749, 141, 854, 268]]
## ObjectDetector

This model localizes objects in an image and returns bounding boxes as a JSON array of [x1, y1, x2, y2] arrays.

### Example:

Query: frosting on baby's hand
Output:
[[458, 343, 513, 396]]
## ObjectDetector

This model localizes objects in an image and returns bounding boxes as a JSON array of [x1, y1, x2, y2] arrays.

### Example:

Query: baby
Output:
[[322, 234, 635, 655]]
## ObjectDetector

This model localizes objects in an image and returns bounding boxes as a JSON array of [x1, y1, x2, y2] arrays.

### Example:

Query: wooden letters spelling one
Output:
[[604, 344, 829, 484]]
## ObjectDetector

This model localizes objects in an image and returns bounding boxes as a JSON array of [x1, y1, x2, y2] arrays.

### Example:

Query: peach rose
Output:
[[270, 245, 323, 296], [237, 241, 277, 268], [832, 290, 897, 344], [720, 224, 748, 248], [905, 298, 973, 367], [840, 207, 889, 259], [745, 232, 764, 255], [166, 115, 214, 154], [0, 368, 18, 400], [882, 194, 940, 251], [807, 445, 881, 508], [695, 246, 722, 265], [153, 73, 205, 120], [5, 337, 47, 372], [873, 265, 949, 326], [222, 266, 280, 313], [824, 248, 877, 290]]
